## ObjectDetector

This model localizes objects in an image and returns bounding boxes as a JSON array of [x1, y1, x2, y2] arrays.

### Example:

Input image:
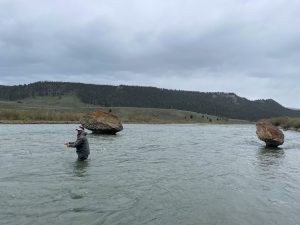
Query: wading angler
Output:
[[65, 126, 90, 161]]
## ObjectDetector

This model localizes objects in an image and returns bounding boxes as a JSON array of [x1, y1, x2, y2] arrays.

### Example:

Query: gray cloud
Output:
[[0, 0, 299, 107]]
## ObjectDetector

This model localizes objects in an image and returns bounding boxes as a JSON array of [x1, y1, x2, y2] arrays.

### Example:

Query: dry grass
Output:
[[269, 117, 300, 129], [0, 109, 83, 122], [0, 96, 250, 124]]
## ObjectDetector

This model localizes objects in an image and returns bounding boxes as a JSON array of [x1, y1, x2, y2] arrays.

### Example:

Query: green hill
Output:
[[0, 81, 299, 121], [0, 95, 246, 124]]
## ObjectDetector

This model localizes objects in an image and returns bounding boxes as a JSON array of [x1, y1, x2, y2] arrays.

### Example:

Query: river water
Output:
[[0, 124, 300, 225]]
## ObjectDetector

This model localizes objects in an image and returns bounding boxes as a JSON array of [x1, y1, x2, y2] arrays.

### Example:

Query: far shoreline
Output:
[[0, 120, 251, 125]]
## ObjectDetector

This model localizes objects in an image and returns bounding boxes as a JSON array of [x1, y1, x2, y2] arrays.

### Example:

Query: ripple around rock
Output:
[[256, 120, 284, 147], [80, 111, 123, 134]]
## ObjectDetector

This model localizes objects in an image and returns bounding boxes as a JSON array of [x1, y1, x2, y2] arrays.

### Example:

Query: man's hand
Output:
[[64, 142, 70, 147]]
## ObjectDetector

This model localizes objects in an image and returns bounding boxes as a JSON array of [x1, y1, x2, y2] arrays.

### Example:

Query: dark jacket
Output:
[[69, 131, 90, 158]]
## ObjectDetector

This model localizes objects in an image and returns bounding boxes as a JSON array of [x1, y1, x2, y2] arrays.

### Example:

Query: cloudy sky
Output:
[[0, 0, 299, 107]]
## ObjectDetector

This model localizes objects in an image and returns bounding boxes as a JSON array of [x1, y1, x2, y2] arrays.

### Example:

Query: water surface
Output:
[[1, 124, 300, 225]]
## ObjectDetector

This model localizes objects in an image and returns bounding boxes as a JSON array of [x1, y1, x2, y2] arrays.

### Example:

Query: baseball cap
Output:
[[76, 126, 85, 131]]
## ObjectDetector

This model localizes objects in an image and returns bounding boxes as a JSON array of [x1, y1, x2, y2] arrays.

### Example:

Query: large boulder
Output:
[[80, 111, 123, 134], [256, 120, 284, 147]]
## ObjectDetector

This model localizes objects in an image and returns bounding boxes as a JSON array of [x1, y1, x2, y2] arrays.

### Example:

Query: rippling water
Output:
[[1, 124, 300, 225]]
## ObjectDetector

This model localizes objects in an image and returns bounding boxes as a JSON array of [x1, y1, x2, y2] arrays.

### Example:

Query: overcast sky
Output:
[[0, 0, 299, 107]]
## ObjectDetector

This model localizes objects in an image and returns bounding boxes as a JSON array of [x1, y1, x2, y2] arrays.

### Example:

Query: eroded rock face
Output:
[[256, 120, 284, 147], [80, 111, 123, 134]]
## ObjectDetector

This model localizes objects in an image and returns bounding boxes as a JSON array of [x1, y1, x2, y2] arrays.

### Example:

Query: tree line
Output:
[[0, 81, 299, 121]]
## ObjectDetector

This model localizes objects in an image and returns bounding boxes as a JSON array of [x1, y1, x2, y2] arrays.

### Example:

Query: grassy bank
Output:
[[0, 108, 249, 124], [0, 96, 250, 124], [0, 120, 79, 124], [0, 109, 83, 122], [269, 117, 300, 131]]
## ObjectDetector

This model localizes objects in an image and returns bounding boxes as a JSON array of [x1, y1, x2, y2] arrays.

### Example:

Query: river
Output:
[[1, 124, 300, 225]]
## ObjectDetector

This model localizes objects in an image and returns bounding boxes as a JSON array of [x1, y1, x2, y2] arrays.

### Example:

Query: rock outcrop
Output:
[[81, 111, 123, 134], [256, 120, 284, 147]]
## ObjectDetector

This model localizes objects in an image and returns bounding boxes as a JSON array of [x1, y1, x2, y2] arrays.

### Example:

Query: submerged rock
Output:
[[81, 111, 123, 134], [256, 120, 284, 147]]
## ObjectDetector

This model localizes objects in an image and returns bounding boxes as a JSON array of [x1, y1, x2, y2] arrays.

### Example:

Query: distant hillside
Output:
[[0, 81, 299, 121], [0, 105, 247, 124]]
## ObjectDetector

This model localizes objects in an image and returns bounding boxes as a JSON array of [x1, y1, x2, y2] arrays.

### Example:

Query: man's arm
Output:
[[67, 137, 83, 148]]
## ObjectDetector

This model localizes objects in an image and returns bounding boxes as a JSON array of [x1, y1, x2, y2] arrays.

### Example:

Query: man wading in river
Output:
[[65, 126, 90, 161]]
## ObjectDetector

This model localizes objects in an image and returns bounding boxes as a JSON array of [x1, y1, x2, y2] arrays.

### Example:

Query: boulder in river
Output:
[[256, 120, 284, 147], [80, 111, 123, 134]]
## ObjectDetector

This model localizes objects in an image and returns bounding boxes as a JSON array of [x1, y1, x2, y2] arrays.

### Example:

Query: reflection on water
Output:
[[72, 160, 90, 177], [256, 147, 285, 168], [88, 133, 121, 139]]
